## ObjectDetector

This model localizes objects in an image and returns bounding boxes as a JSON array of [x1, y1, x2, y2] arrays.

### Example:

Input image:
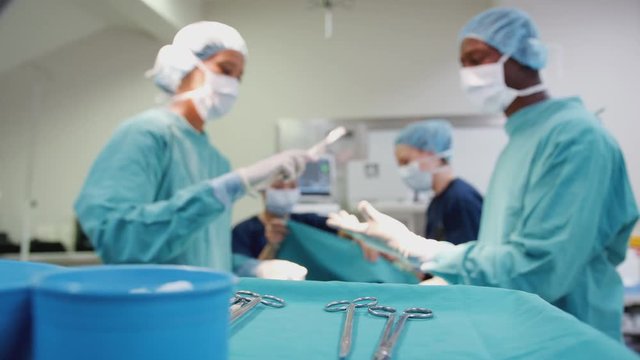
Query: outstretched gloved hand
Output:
[[327, 201, 454, 264]]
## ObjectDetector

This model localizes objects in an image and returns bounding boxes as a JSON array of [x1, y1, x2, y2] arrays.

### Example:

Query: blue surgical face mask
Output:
[[398, 161, 433, 192], [265, 188, 301, 216], [398, 151, 452, 192]]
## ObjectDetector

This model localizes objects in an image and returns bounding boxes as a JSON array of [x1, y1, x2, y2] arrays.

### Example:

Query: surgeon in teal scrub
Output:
[[75, 22, 309, 272], [327, 8, 639, 340]]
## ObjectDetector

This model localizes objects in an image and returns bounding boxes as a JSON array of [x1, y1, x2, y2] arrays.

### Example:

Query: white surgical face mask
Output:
[[265, 188, 301, 217], [459, 54, 545, 113], [174, 62, 239, 122]]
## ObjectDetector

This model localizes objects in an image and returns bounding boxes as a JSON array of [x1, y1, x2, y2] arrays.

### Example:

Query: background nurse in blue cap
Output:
[[394, 119, 482, 246]]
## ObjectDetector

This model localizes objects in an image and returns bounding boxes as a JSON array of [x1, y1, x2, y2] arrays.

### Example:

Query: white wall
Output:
[[495, 0, 640, 229], [0, 28, 162, 245], [140, 0, 205, 28], [205, 0, 491, 223], [0, 0, 109, 74]]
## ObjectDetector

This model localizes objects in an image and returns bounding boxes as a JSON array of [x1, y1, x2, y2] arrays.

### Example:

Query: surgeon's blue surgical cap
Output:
[[395, 120, 453, 159], [149, 21, 248, 94], [459, 8, 547, 70]]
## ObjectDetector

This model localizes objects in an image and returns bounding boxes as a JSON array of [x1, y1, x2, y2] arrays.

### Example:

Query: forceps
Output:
[[230, 290, 286, 323], [325, 296, 378, 359], [368, 305, 433, 360], [307, 126, 348, 158]]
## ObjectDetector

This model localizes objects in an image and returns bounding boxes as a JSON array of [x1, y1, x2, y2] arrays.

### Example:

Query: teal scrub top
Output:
[[427, 97, 639, 340], [74, 108, 245, 271]]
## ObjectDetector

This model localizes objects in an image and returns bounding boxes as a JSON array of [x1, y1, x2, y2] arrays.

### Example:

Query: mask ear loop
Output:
[[171, 49, 214, 103], [497, 53, 511, 64], [194, 60, 214, 79], [516, 83, 546, 96], [411, 156, 434, 174], [172, 71, 212, 104], [437, 149, 453, 160], [434, 149, 453, 173], [417, 149, 453, 174], [499, 53, 546, 96]]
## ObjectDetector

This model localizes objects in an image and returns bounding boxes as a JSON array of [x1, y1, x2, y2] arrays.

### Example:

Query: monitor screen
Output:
[[299, 157, 332, 196]]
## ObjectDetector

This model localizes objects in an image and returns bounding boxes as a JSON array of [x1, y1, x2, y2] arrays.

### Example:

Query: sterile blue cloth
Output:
[[428, 97, 639, 340], [232, 213, 335, 259], [75, 108, 244, 271], [230, 278, 639, 359], [277, 221, 419, 283]]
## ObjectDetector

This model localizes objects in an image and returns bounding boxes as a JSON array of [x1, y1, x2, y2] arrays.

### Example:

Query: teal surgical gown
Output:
[[74, 108, 245, 271], [427, 97, 639, 340]]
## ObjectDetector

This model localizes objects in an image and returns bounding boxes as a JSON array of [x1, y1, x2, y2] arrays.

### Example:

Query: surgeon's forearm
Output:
[[421, 242, 475, 285], [84, 179, 238, 264], [425, 239, 582, 302], [80, 172, 246, 264]]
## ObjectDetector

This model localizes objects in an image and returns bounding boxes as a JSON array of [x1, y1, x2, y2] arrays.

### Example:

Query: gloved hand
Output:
[[254, 259, 308, 280], [327, 201, 454, 263], [236, 150, 310, 192]]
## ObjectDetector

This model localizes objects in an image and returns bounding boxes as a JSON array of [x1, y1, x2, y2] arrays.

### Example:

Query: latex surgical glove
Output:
[[264, 218, 288, 246], [327, 201, 454, 263], [236, 150, 310, 192], [255, 259, 308, 280]]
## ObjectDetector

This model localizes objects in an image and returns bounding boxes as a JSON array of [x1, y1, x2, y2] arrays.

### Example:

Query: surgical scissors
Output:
[[325, 296, 378, 359], [230, 290, 286, 323], [368, 305, 433, 360]]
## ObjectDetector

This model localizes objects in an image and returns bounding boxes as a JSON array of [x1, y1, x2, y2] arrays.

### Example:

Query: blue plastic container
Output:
[[33, 265, 234, 360], [0, 260, 61, 360]]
